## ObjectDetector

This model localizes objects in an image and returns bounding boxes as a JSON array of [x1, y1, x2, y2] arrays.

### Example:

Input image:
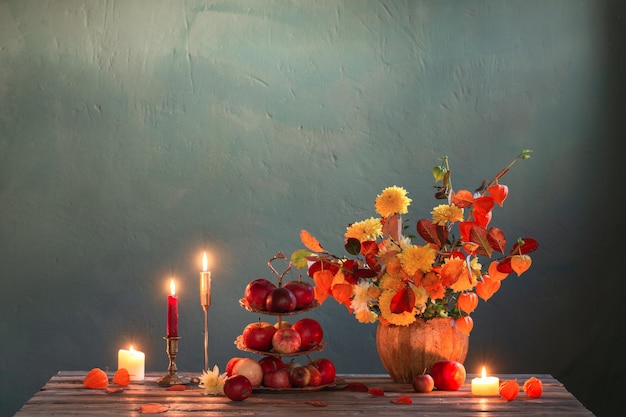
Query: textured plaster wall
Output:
[[0, 1, 623, 416]]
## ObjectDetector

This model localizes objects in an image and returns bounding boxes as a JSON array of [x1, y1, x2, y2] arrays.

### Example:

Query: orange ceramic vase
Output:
[[375, 318, 469, 383]]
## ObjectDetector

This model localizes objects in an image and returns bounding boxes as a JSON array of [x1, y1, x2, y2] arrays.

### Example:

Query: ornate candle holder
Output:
[[156, 336, 190, 386]]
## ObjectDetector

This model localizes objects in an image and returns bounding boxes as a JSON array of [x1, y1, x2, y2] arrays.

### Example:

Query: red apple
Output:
[[244, 278, 276, 310], [232, 357, 264, 388], [263, 367, 291, 389], [292, 318, 324, 350], [225, 357, 242, 376], [265, 287, 297, 313], [284, 279, 315, 309], [412, 373, 435, 393], [308, 358, 336, 385], [223, 375, 252, 401], [430, 360, 466, 391], [272, 327, 302, 354], [306, 364, 323, 387], [289, 365, 311, 387], [241, 320, 277, 352], [258, 356, 286, 373]]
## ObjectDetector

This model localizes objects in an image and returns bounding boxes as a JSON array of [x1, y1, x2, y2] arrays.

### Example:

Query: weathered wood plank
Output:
[[15, 372, 595, 416]]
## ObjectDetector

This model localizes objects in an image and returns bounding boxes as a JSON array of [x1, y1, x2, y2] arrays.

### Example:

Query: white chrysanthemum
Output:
[[199, 365, 227, 396], [350, 281, 378, 323]]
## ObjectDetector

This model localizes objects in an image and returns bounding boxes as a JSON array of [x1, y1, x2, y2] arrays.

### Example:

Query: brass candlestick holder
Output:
[[156, 336, 190, 386]]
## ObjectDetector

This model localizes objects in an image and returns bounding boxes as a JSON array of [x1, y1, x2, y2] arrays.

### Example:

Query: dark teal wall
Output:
[[1, 1, 622, 416]]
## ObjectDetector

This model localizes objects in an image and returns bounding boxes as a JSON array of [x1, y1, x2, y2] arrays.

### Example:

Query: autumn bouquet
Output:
[[290, 150, 538, 335]]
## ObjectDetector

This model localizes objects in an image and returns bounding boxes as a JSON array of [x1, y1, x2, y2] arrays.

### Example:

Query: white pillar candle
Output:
[[471, 367, 500, 396], [118, 345, 145, 381]]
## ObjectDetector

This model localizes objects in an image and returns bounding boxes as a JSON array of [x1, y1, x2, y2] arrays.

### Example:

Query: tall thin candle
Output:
[[200, 252, 211, 308], [167, 280, 178, 337]]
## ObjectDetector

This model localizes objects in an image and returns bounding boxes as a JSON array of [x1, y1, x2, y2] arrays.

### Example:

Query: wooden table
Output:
[[16, 371, 595, 416]]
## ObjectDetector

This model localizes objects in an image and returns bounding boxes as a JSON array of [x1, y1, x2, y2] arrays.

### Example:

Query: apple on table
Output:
[[429, 360, 466, 391], [224, 375, 253, 401], [412, 373, 435, 393]]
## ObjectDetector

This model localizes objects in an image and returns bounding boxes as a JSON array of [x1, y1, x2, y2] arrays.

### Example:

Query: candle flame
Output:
[[202, 252, 208, 272], [170, 279, 176, 296], [129, 345, 135, 352], [481, 366, 487, 378]]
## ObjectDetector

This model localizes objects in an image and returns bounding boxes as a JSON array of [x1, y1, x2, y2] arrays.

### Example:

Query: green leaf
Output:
[[432, 165, 447, 182], [290, 249, 312, 269], [345, 238, 361, 256]]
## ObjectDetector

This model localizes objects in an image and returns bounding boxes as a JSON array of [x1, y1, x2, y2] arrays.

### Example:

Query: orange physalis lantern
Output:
[[488, 261, 509, 281], [452, 189, 475, 208], [83, 368, 109, 389], [499, 379, 520, 401], [510, 254, 532, 276], [113, 368, 131, 387], [523, 376, 543, 398], [455, 316, 473, 336], [487, 184, 509, 207], [457, 292, 478, 313], [476, 275, 501, 301]]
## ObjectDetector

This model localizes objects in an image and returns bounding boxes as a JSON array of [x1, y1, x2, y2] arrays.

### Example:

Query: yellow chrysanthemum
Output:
[[345, 217, 383, 242], [398, 245, 437, 276], [431, 204, 464, 226], [199, 365, 227, 396], [375, 186, 412, 217], [378, 272, 405, 291], [412, 284, 429, 306]]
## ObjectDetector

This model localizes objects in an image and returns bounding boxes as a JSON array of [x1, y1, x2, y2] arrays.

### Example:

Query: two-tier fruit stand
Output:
[[235, 251, 332, 390]]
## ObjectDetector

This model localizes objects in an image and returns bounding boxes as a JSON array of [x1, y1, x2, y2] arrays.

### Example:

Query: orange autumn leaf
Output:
[[300, 230, 325, 253], [105, 386, 124, 394], [476, 275, 501, 301], [139, 403, 169, 414], [488, 184, 509, 206], [391, 396, 413, 404], [510, 254, 532, 276], [306, 400, 327, 407], [390, 285, 416, 314], [166, 384, 187, 391], [455, 316, 473, 336], [457, 292, 478, 313], [523, 377, 543, 398], [368, 387, 385, 396], [83, 368, 109, 389], [113, 368, 131, 387], [440, 258, 465, 287], [499, 379, 520, 401]]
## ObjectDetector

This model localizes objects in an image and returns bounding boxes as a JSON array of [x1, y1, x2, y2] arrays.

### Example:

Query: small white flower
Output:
[[198, 365, 227, 396]]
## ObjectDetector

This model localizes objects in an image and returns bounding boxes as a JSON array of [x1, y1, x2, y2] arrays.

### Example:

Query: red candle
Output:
[[167, 280, 178, 337]]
